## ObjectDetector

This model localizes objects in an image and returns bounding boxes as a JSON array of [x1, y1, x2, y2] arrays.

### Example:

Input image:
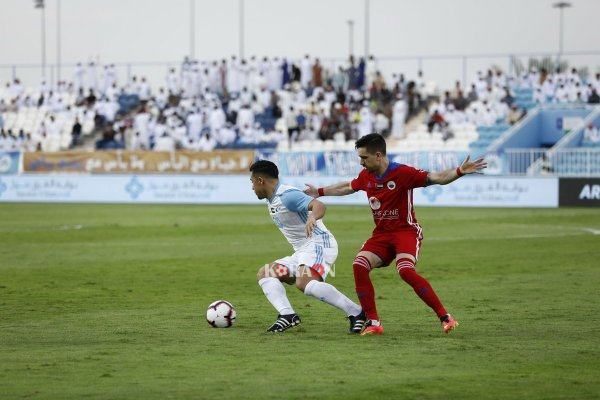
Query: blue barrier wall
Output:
[[539, 108, 590, 145], [493, 107, 592, 151]]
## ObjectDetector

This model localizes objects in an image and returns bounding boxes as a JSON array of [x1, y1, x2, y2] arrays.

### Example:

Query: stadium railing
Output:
[[504, 148, 600, 176]]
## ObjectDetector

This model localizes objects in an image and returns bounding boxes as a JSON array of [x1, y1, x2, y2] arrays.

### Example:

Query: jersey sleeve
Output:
[[350, 170, 366, 191], [401, 165, 429, 189], [280, 190, 313, 212]]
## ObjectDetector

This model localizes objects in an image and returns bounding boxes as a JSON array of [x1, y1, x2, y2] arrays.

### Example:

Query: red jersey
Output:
[[351, 162, 429, 233]]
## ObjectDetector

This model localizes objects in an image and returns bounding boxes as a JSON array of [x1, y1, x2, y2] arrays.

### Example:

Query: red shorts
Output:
[[360, 229, 423, 266]]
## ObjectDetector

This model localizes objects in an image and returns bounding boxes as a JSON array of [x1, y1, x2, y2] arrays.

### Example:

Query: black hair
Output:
[[355, 133, 386, 155], [249, 160, 279, 179]]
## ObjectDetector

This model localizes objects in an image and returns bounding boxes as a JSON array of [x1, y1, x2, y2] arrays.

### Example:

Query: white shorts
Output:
[[274, 242, 338, 281]]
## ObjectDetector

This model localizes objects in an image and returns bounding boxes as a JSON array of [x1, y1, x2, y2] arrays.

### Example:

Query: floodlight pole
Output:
[[553, 1, 572, 66], [56, 0, 61, 81], [190, 0, 196, 59], [41, 2, 47, 79], [239, 0, 245, 59], [364, 0, 370, 58], [347, 19, 355, 57]]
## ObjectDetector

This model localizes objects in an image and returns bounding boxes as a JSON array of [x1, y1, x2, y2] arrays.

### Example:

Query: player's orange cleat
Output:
[[360, 321, 384, 336], [441, 314, 458, 334]]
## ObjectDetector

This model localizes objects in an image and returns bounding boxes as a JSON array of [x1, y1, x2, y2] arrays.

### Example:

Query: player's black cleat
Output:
[[267, 314, 301, 332], [348, 310, 366, 334]]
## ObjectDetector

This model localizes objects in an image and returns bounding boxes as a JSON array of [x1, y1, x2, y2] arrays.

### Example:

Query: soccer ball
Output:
[[206, 300, 236, 328]]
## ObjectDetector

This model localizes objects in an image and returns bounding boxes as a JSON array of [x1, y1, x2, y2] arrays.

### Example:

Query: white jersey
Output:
[[267, 183, 335, 251]]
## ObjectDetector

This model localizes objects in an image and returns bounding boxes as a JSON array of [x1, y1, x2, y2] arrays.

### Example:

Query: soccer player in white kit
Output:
[[250, 160, 365, 333]]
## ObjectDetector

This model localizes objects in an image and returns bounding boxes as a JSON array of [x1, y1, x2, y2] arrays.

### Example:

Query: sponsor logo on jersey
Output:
[[387, 181, 396, 190], [376, 183, 384, 189], [369, 196, 381, 210], [372, 208, 400, 220]]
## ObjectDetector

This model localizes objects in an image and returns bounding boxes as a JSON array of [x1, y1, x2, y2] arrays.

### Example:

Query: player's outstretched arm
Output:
[[427, 155, 487, 186], [304, 181, 354, 198], [305, 199, 326, 237]]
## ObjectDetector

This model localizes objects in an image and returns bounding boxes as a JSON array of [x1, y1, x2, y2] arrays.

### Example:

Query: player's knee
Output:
[[295, 276, 314, 292], [353, 254, 373, 272], [295, 279, 307, 292], [396, 257, 416, 279], [256, 265, 269, 281], [295, 266, 320, 292]]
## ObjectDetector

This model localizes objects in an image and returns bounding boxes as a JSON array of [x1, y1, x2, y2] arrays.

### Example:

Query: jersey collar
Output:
[[375, 161, 399, 180]]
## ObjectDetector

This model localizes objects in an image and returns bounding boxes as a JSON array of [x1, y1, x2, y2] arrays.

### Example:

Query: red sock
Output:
[[396, 258, 447, 318], [353, 256, 379, 321]]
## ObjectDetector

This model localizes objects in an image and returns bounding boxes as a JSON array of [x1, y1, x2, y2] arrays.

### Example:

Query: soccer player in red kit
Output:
[[304, 133, 486, 335]]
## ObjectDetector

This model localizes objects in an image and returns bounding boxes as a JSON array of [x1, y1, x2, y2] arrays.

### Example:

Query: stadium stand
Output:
[[1, 56, 599, 154]]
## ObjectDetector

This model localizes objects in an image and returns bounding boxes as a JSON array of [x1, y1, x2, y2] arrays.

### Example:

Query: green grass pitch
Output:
[[1, 204, 599, 399]]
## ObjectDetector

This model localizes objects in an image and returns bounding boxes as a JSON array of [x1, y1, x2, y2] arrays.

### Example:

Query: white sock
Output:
[[304, 280, 362, 316], [258, 277, 295, 315]]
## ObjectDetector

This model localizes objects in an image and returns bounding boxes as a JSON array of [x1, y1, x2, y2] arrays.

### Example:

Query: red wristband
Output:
[[317, 188, 325, 197], [456, 167, 464, 177]]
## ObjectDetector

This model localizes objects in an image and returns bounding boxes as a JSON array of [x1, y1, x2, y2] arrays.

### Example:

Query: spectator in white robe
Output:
[[300, 55, 312, 88], [374, 112, 390, 135], [197, 133, 217, 151], [239, 87, 253, 105], [101, 65, 112, 94], [216, 124, 236, 146], [209, 104, 226, 134], [357, 102, 374, 138], [155, 88, 168, 110], [583, 124, 600, 143], [105, 83, 118, 102], [365, 55, 377, 89], [166, 68, 179, 95], [554, 84, 569, 103], [267, 58, 282, 91], [154, 131, 175, 151], [186, 108, 203, 140], [129, 131, 147, 150], [533, 87, 545, 104], [236, 104, 255, 129], [208, 61, 221, 93], [227, 56, 241, 94], [86, 61, 98, 91], [542, 78, 555, 101], [138, 77, 152, 102], [74, 63, 85, 91], [391, 95, 407, 138]]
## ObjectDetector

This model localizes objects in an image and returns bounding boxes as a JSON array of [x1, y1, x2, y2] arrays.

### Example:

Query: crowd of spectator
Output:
[[423, 66, 600, 143], [1, 57, 599, 153], [0, 55, 434, 152]]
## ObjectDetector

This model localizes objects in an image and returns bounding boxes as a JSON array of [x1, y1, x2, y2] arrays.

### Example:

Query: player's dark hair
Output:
[[249, 160, 279, 179], [355, 133, 387, 155]]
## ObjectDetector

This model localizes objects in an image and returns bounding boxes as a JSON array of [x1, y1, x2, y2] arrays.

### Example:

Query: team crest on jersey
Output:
[[369, 196, 381, 210], [387, 181, 396, 190]]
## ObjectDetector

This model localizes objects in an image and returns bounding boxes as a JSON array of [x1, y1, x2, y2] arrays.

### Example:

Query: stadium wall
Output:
[[0, 174, 559, 208]]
